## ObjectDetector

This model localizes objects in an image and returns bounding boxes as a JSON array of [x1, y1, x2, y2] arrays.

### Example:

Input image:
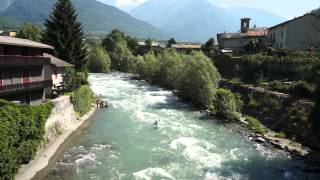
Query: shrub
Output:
[[288, 81, 315, 98], [215, 88, 243, 119], [245, 115, 268, 134], [88, 46, 111, 73], [70, 85, 95, 116], [63, 68, 88, 92], [178, 52, 221, 109], [0, 100, 53, 179]]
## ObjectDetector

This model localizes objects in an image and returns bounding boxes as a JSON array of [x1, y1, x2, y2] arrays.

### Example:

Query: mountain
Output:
[[0, 0, 15, 12], [131, 0, 286, 42], [1, 0, 168, 39]]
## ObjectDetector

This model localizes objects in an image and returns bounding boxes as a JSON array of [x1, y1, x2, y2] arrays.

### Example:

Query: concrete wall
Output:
[[269, 25, 288, 48]]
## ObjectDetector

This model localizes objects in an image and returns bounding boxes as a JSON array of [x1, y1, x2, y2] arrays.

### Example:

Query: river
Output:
[[44, 72, 317, 180]]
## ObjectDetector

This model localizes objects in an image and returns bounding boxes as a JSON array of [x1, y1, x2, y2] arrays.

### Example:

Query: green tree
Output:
[[88, 46, 111, 73], [202, 38, 217, 55], [102, 29, 126, 52], [17, 23, 41, 42], [125, 35, 139, 54], [178, 52, 221, 109], [167, 38, 177, 48], [42, 0, 87, 73], [145, 39, 152, 52]]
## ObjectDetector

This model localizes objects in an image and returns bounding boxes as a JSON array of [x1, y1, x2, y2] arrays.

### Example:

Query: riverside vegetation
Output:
[[0, 1, 96, 179], [92, 29, 320, 150], [0, 100, 53, 179]]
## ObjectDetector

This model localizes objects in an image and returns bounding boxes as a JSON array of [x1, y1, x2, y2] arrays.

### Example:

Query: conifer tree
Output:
[[42, 0, 87, 72]]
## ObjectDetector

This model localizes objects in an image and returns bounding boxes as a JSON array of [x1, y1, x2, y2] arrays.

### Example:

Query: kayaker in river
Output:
[[153, 120, 159, 129]]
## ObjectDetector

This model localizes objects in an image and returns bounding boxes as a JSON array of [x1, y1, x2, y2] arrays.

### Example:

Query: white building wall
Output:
[[269, 14, 320, 49]]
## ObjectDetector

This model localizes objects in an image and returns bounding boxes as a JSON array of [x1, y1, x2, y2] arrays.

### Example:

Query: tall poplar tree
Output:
[[42, 0, 87, 72]]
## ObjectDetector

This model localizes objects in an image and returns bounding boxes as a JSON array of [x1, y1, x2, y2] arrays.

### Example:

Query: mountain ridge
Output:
[[1, 0, 168, 39], [131, 0, 286, 42]]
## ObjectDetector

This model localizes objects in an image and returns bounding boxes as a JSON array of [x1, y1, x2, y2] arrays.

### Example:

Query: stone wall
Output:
[[44, 96, 78, 143]]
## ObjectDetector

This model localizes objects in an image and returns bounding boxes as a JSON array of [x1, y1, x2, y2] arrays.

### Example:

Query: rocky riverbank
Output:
[[15, 96, 97, 180]]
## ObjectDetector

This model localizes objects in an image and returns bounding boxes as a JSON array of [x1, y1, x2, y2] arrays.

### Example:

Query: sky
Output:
[[97, 0, 320, 19]]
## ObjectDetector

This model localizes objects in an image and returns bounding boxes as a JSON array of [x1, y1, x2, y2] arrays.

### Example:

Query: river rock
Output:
[[255, 137, 266, 143]]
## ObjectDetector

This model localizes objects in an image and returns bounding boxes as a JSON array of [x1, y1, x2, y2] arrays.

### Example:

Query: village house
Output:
[[268, 11, 320, 49], [0, 36, 71, 105], [217, 18, 268, 52], [43, 53, 74, 96], [172, 43, 202, 52]]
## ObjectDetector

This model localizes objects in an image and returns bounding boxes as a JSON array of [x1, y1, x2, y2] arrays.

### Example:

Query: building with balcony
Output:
[[217, 18, 268, 52], [268, 10, 320, 49], [0, 36, 68, 105]]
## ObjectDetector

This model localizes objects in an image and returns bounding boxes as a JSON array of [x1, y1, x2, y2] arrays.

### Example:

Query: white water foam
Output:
[[133, 167, 175, 180]]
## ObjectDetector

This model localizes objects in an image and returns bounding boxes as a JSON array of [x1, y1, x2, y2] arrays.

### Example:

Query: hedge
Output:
[[0, 100, 53, 180]]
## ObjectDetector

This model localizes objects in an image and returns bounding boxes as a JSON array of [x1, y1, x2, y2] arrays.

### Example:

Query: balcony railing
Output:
[[0, 55, 51, 66], [0, 80, 52, 96]]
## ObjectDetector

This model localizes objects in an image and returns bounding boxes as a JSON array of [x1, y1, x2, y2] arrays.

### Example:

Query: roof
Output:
[[218, 27, 268, 40], [269, 12, 319, 30], [43, 53, 74, 67], [172, 44, 202, 49], [0, 36, 54, 49]]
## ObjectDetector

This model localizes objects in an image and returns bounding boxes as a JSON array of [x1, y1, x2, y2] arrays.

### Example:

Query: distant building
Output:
[[0, 36, 70, 105], [172, 43, 202, 51], [268, 11, 320, 49], [217, 18, 268, 52]]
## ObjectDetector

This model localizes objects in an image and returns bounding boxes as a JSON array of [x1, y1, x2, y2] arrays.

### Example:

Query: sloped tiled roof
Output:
[[219, 27, 268, 40], [172, 44, 202, 49], [43, 53, 74, 67], [0, 36, 54, 49]]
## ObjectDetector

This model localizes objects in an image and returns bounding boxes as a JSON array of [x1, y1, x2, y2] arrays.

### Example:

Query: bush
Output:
[[88, 46, 111, 73], [288, 81, 315, 98], [63, 68, 88, 92], [245, 115, 268, 134], [178, 52, 221, 109], [70, 85, 95, 116], [0, 100, 53, 179], [215, 88, 242, 119]]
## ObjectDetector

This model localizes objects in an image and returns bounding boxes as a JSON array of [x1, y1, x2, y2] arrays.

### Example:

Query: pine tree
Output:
[[42, 0, 87, 73]]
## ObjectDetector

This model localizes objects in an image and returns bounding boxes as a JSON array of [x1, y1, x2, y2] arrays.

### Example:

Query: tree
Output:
[[178, 52, 221, 109], [42, 0, 87, 73], [310, 64, 320, 130], [17, 23, 41, 42], [145, 39, 153, 52], [102, 29, 126, 52], [125, 35, 139, 54], [88, 46, 111, 73], [202, 38, 217, 55], [167, 38, 177, 48]]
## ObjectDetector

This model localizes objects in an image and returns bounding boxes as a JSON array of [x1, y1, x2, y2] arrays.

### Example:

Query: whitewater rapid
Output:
[[44, 72, 317, 180]]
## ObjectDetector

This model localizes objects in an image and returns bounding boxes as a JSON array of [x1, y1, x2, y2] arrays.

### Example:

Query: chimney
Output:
[[241, 18, 251, 33]]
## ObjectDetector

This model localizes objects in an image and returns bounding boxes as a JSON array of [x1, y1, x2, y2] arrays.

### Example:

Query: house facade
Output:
[[43, 53, 74, 96], [217, 18, 268, 52], [0, 36, 62, 105], [269, 12, 320, 49]]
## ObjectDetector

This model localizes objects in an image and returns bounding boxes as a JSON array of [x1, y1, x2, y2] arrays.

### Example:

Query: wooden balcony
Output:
[[0, 80, 52, 96], [0, 55, 51, 66]]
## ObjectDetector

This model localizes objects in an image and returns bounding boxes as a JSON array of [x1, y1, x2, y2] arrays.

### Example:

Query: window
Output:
[[281, 31, 284, 38]]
